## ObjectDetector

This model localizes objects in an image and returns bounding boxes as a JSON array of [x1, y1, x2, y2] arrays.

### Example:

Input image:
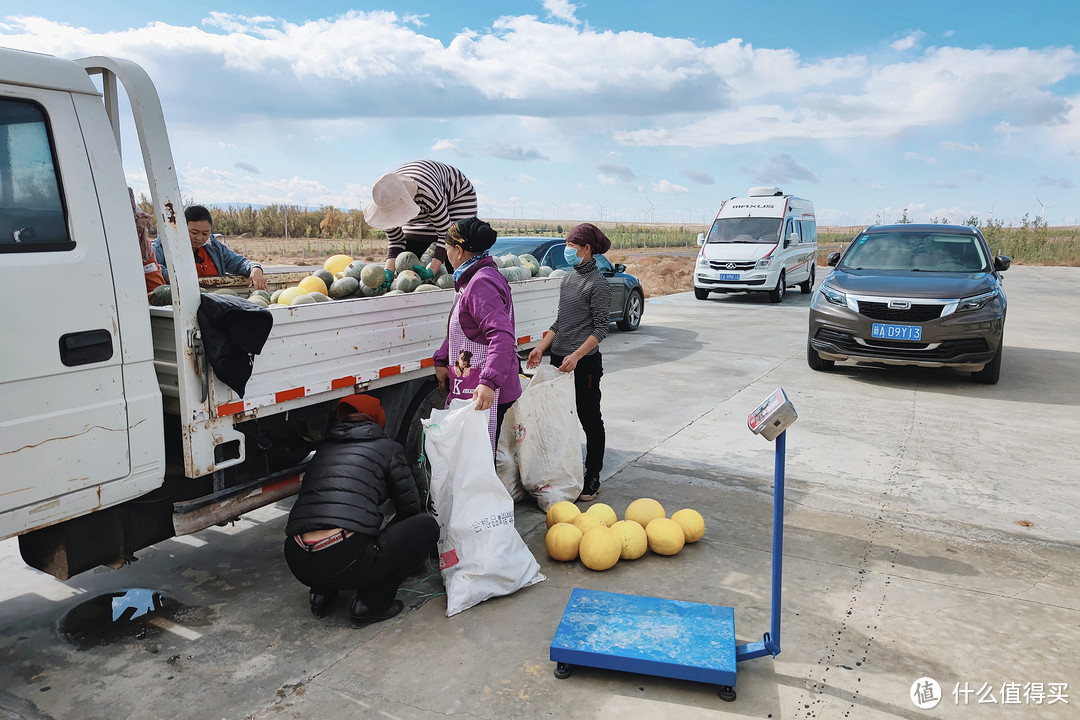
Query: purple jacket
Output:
[[433, 257, 521, 405]]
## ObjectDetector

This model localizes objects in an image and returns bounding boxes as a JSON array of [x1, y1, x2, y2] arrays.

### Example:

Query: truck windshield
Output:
[[705, 217, 782, 244]]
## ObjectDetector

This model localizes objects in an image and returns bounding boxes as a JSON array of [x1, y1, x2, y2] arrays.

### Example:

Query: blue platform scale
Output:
[[549, 388, 796, 702]]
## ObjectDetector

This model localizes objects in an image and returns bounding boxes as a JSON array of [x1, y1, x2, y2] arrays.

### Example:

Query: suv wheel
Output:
[[769, 271, 786, 303], [616, 290, 643, 331], [800, 264, 815, 294], [970, 340, 1002, 384], [694, 287, 710, 300], [807, 341, 834, 371]]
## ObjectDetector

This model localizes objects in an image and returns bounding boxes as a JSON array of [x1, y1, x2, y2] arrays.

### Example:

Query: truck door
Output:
[[0, 91, 131, 536]]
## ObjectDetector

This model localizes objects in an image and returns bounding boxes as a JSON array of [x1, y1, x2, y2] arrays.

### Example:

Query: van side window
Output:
[[0, 99, 73, 253], [802, 221, 817, 244], [787, 220, 799, 246]]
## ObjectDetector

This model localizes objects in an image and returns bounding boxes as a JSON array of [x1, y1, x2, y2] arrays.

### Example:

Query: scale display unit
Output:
[[549, 388, 797, 702]]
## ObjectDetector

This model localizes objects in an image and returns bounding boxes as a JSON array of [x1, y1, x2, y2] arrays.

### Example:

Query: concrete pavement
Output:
[[1, 266, 1077, 719]]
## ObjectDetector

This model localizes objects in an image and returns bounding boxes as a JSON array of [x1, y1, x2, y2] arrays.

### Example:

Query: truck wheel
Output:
[[800, 264, 815, 294], [769, 271, 786, 303], [399, 381, 446, 507], [616, 290, 643, 331], [807, 340, 834, 371], [694, 287, 710, 300]]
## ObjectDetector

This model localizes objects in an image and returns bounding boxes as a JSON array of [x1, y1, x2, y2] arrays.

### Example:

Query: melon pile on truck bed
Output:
[[150, 246, 557, 308]]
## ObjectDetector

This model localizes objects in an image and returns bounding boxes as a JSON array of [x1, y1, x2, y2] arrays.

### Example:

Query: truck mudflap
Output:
[[171, 462, 308, 536]]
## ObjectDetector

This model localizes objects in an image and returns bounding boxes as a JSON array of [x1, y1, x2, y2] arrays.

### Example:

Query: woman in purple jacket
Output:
[[433, 217, 521, 453]]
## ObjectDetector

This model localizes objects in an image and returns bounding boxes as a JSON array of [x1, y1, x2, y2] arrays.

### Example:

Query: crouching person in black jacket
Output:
[[284, 394, 439, 625]]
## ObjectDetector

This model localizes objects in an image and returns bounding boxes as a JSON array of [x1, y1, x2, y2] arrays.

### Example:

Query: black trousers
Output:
[[549, 352, 605, 477], [284, 513, 439, 612]]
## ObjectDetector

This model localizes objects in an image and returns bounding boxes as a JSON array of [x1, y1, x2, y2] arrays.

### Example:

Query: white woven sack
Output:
[[511, 364, 584, 511], [423, 398, 544, 616]]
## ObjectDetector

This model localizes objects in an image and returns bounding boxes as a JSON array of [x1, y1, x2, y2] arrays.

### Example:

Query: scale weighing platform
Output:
[[549, 388, 797, 702]]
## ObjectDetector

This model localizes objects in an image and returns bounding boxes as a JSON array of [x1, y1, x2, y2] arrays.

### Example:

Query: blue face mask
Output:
[[563, 245, 583, 267]]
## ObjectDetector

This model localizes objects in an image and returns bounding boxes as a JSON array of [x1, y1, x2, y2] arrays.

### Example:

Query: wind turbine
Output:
[[1036, 197, 1053, 224], [553, 202, 561, 221], [644, 194, 657, 224], [597, 202, 606, 223]]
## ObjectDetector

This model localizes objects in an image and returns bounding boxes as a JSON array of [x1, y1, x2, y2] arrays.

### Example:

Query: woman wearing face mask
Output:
[[526, 223, 612, 502], [432, 217, 521, 453]]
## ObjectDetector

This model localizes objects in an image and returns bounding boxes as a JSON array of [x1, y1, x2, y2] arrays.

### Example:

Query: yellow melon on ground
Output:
[[323, 254, 354, 275], [646, 517, 685, 556], [571, 512, 603, 535], [610, 520, 648, 560], [578, 526, 620, 571], [546, 501, 581, 529], [298, 275, 328, 296], [671, 509, 705, 543], [584, 502, 617, 528], [625, 498, 666, 528], [276, 286, 305, 305], [545, 523, 583, 562]]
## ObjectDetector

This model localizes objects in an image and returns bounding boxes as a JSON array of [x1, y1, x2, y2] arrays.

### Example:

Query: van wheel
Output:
[[807, 341, 834, 371], [970, 340, 1002, 384], [769, 272, 786, 303], [800, 264, 815, 294], [694, 287, 711, 300]]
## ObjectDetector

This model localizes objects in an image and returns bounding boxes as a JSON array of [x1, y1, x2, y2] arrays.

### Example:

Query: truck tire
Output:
[[398, 380, 446, 508]]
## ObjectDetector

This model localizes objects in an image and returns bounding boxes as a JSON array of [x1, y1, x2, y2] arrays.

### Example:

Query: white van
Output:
[[694, 187, 817, 302]]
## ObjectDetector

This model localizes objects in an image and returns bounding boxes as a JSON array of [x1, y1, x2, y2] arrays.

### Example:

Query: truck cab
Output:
[[694, 187, 818, 303]]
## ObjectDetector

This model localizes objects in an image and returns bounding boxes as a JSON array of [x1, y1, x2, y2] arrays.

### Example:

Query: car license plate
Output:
[[716, 273, 739, 281], [871, 323, 922, 341]]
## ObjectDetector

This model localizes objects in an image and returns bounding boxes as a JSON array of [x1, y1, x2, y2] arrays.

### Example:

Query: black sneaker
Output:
[[350, 598, 404, 627], [309, 590, 337, 619], [577, 473, 601, 502]]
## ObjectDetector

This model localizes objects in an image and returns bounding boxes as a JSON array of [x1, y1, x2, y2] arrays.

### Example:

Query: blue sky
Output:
[[3, 1, 1078, 226]]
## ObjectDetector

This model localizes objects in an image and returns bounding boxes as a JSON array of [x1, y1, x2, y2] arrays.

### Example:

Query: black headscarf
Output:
[[449, 217, 498, 253], [566, 223, 612, 255]]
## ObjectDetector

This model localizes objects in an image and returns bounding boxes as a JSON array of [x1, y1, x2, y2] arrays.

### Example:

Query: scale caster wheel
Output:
[[718, 685, 736, 702], [554, 662, 573, 679]]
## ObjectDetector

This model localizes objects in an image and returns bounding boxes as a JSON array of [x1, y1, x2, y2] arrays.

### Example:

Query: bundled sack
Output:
[[423, 398, 544, 617], [507, 364, 583, 511]]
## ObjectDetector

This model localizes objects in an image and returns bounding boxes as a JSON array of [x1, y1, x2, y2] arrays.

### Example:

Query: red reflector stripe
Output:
[[264, 475, 302, 494], [276, 387, 305, 402], [420, 358, 435, 368], [517, 335, 530, 344], [379, 365, 401, 378], [331, 376, 356, 390], [217, 401, 245, 417]]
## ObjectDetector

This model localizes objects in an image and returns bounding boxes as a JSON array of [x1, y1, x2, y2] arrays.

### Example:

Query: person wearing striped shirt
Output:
[[527, 223, 612, 502], [364, 160, 476, 275]]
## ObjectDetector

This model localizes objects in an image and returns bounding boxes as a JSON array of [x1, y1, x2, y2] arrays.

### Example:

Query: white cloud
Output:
[[681, 169, 715, 184], [939, 141, 982, 152], [431, 138, 470, 156], [596, 163, 636, 182], [511, 173, 538, 183], [931, 180, 958, 188], [597, 175, 618, 186], [890, 31, 925, 51], [904, 152, 938, 164], [652, 180, 689, 194], [1037, 174, 1074, 188], [543, 0, 581, 25]]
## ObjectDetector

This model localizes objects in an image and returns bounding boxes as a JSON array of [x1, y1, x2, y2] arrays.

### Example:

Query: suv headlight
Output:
[[818, 283, 847, 306], [755, 256, 772, 270], [956, 289, 999, 313]]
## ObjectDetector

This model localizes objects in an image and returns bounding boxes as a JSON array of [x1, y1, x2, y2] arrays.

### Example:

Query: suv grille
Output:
[[815, 328, 989, 359], [708, 260, 757, 271], [856, 301, 944, 322]]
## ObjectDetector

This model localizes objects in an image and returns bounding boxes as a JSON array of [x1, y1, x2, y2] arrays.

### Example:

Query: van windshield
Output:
[[705, 217, 782, 244]]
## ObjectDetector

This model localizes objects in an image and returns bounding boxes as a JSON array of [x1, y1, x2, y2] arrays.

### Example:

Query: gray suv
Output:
[[807, 224, 1010, 384]]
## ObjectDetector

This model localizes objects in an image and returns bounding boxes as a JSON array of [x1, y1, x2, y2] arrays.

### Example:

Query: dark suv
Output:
[[807, 224, 1011, 383]]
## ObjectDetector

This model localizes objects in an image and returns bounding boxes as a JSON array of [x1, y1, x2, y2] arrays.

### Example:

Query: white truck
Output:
[[0, 49, 559, 580]]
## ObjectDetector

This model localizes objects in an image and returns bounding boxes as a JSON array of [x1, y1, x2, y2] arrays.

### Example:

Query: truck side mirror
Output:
[[696, 232, 705, 247]]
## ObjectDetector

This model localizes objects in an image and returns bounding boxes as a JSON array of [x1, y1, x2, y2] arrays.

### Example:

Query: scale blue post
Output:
[[549, 389, 793, 701]]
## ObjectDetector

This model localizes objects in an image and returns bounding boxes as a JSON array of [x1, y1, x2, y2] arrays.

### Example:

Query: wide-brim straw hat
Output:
[[364, 173, 420, 229]]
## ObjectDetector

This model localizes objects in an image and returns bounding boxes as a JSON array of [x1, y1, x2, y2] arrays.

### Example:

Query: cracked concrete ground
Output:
[[1, 266, 1077, 719]]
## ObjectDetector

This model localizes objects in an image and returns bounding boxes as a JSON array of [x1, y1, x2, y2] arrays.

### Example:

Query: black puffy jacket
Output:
[[284, 420, 422, 537]]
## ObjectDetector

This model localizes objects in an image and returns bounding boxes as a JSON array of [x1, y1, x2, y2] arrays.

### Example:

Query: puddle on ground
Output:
[[58, 589, 214, 650]]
